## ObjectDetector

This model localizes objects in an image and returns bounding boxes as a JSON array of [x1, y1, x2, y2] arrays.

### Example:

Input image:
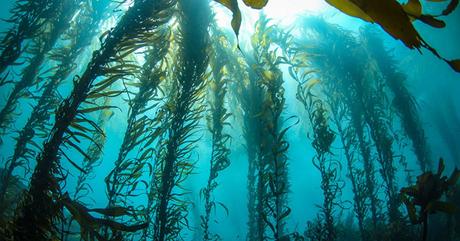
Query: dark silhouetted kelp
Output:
[[360, 27, 432, 172], [0, 0, 80, 141], [148, 0, 211, 240], [200, 23, 232, 241], [251, 15, 292, 241], [10, 0, 176, 239], [0, 0, 65, 76], [300, 83, 342, 241], [0, 0, 111, 217], [0, 0, 458, 241]]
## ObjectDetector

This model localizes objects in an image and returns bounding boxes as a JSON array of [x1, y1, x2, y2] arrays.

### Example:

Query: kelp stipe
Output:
[[250, 15, 293, 241], [149, 0, 211, 240], [232, 15, 293, 241], [0, 0, 110, 217], [0, 0, 80, 139], [282, 37, 370, 240], [200, 23, 232, 241], [360, 27, 432, 172], [104, 18, 173, 241], [233, 48, 264, 240], [0, 0, 64, 76], [296, 18, 415, 240], [10, 0, 175, 239], [289, 17, 387, 239], [274, 20, 374, 241], [64, 96, 113, 240], [299, 83, 342, 241]]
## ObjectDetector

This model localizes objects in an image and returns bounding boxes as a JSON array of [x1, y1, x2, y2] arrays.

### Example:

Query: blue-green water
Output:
[[0, 0, 459, 241]]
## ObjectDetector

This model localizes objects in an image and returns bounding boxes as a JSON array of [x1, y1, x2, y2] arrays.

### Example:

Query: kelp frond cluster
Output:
[[0, 0, 459, 241]]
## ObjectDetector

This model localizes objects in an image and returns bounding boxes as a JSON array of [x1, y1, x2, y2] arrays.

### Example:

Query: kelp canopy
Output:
[[0, 0, 459, 241]]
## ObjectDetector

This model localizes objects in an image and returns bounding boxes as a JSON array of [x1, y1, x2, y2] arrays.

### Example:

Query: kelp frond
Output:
[[0, 0, 65, 75], [301, 86, 342, 241], [0, 0, 110, 218], [200, 23, 232, 241], [0, 0, 80, 140], [11, 0, 177, 239], [150, 0, 211, 240]]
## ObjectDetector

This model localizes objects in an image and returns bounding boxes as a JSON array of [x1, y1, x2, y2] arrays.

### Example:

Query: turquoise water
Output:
[[0, 0, 459, 241]]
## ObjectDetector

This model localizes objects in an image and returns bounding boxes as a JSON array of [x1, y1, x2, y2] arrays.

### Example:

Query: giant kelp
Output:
[[65, 96, 113, 240], [0, 0, 458, 240], [0, 0, 111, 217], [10, 0, 176, 239], [275, 19, 381, 240], [200, 23, 232, 241], [0, 0, 65, 76], [291, 17, 433, 240], [0, 0, 80, 141], [284, 37, 370, 239], [104, 9, 173, 240], [298, 82, 342, 241], [304, 93, 343, 241], [360, 27, 431, 172], [148, 0, 211, 240], [214, 0, 460, 72], [234, 15, 293, 241], [234, 49, 265, 241], [250, 16, 292, 241]]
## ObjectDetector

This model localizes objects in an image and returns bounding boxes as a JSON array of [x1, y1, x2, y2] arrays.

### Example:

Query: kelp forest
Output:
[[0, 0, 459, 240]]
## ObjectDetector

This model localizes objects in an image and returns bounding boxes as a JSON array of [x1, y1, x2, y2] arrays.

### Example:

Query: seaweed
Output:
[[0, 0, 110, 218], [251, 16, 292, 241], [275, 19, 378, 240], [148, 0, 211, 240], [360, 27, 431, 172], [0, 0, 456, 240], [215, 0, 460, 72], [104, 17, 173, 241], [0, 0, 64, 75], [200, 23, 232, 241], [234, 15, 292, 241], [0, 0, 80, 141], [64, 97, 113, 240], [10, 0, 176, 239], [300, 87, 342, 241], [234, 49, 264, 241], [329, 99, 369, 241], [296, 17, 417, 240], [401, 159, 460, 241]]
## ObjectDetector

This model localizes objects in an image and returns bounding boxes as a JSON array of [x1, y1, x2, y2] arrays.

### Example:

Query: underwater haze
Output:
[[0, 0, 459, 241]]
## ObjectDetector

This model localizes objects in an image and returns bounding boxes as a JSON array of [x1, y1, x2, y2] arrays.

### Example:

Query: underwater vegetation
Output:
[[0, 0, 459, 241], [401, 159, 459, 241], [200, 22, 232, 241]]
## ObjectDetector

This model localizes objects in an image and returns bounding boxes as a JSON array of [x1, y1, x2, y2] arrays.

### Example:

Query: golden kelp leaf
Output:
[[325, 0, 373, 22], [402, 0, 422, 17], [306, 78, 320, 89], [350, 0, 422, 49], [243, 0, 269, 9], [214, 0, 242, 36], [402, 0, 446, 27], [262, 70, 274, 80]]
